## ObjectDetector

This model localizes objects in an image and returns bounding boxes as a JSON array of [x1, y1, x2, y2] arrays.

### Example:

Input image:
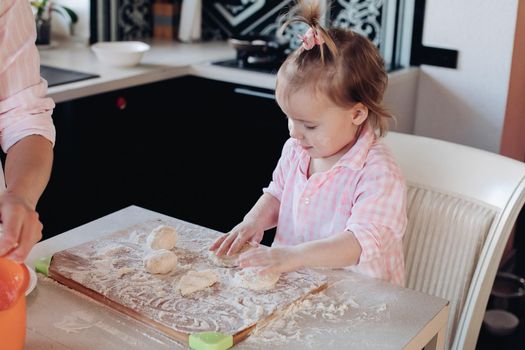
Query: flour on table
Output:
[[146, 225, 178, 250], [143, 249, 178, 274], [100, 245, 132, 257], [234, 267, 280, 291], [176, 269, 218, 296], [128, 230, 145, 245], [209, 242, 255, 268], [114, 267, 135, 278], [54, 310, 96, 334], [244, 280, 391, 349]]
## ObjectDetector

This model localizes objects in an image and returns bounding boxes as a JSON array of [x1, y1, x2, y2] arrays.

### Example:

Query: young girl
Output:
[[210, 1, 407, 286]]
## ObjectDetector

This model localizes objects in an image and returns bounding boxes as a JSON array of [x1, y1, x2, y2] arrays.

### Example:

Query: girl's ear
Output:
[[350, 103, 368, 125]]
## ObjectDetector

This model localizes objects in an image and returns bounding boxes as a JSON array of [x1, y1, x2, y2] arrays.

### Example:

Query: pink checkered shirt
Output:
[[264, 124, 407, 286], [0, 0, 56, 153]]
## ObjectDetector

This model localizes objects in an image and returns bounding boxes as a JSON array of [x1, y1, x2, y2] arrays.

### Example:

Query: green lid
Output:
[[34, 256, 52, 277], [189, 332, 233, 350]]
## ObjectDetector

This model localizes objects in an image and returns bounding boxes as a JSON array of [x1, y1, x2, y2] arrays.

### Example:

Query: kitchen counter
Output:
[[25, 206, 449, 350], [41, 40, 277, 103]]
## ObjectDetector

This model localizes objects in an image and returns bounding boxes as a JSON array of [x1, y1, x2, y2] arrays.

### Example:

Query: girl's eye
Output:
[[305, 125, 317, 130]]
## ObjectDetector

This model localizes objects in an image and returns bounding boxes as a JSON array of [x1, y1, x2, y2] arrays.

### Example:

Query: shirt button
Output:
[[304, 197, 310, 205]]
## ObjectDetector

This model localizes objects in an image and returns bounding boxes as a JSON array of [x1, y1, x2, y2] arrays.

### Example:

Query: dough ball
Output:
[[143, 249, 178, 274], [176, 270, 218, 296], [234, 267, 280, 291], [209, 243, 254, 268], [146, 225, 178, 250]]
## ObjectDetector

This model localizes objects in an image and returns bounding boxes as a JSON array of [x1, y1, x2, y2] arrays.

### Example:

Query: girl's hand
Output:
[[209, 219, 264, 257], [0, 192, 43, 263], [238, 245, 303, 275]]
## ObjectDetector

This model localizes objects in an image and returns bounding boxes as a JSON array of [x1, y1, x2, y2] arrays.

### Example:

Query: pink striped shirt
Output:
[[264, 124, 407, 286], [0, 0, 56, 154]]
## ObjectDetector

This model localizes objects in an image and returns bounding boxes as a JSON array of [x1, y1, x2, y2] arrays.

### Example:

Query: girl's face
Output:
[[275, 80, 367, 161]]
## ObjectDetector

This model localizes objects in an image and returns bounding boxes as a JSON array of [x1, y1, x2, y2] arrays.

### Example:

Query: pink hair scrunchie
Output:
[[299, 27, 325, 50]]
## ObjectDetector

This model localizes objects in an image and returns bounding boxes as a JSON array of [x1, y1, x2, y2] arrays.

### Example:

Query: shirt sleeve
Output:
[[0, 0, 56, 153], [262, 138, 297, 201], [346, 163, 407, 263]]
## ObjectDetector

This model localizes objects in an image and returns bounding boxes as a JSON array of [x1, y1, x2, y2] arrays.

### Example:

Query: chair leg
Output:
[[514, 205, 525, 278], [424, 327, 446, 350]]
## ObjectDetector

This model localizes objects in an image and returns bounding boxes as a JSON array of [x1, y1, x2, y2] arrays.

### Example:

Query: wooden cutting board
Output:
[[48, 217, 327, 346]]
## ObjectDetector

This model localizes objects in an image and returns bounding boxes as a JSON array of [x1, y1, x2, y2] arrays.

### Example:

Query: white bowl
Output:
[[25, 264, 37, 296], [91, 41, 150, 67]]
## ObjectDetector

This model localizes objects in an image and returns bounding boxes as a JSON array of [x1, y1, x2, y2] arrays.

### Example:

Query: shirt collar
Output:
[[297, 122, 377, 176], [335, 122, 376, 171]]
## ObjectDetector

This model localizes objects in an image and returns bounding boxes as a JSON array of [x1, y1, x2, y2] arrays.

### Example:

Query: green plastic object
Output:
[[189, 332, 233, 350], [34, 256, 52, 277]]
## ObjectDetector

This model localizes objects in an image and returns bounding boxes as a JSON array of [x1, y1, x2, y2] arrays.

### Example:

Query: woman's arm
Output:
[[0, 136, 53, 261], [0, 0, 56, 262], [5, 135, 53, 208]]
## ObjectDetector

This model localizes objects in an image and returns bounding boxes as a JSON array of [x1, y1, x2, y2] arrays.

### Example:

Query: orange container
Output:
[[0, 258, 29, 350]]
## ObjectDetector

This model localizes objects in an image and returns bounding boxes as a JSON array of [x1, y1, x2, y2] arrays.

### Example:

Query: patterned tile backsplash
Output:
[[92, 0, 386, 49], [118, 0, 153, 40], [92, 0, 154, 42], [330, 0, 384, 47], [201, 0, 294, 41], [202, 0, 385, 49]]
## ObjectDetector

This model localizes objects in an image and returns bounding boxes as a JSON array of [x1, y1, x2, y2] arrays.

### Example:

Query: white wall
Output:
[[384, 68, 419, 134], [413, 0, 519, 153], [51, 0, 90, 43]]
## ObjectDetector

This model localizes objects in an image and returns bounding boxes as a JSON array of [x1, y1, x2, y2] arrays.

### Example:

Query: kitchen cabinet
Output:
[[37, 84, 145, 236], [37, 76, 289, 242]]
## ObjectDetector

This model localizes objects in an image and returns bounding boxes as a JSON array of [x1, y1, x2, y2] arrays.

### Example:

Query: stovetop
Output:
[[213, 59, 403, 75], [41, 65, 99, 87], [212, 59, 282, 74]]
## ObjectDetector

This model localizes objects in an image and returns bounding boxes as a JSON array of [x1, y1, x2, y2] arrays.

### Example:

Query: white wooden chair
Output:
[[383, 132, 525, 350]]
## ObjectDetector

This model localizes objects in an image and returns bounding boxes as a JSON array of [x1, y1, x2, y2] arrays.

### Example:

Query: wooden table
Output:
[[25, 206, 449, 349]]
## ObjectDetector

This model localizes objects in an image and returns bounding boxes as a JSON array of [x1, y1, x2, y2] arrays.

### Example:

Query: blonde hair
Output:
[[277, 0, 392, 136]]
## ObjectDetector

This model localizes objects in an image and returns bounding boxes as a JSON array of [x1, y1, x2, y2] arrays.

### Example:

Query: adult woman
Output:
[[0, 0, 56, 262]]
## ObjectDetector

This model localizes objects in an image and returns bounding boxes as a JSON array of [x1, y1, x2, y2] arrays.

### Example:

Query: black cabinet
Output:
[[38, 82, 149, 235], [38, 76, 289, 240], [170, 78, 289, 233]]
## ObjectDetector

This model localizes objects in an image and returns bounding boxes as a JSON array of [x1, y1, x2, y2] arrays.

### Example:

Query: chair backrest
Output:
[[383, 132, 525, 350]]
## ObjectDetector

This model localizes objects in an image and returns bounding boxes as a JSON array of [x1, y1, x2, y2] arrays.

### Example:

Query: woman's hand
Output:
[[0, 191, 43, 263], [238, 245, 303, 275], [209, 218, 265, 257]]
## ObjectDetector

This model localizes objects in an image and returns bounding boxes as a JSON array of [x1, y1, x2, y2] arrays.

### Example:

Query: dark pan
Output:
[[228, 35, 285, 53]]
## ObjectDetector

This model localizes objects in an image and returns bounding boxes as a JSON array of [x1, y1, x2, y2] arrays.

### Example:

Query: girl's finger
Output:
[[227, 234, 251, 256], [239, 252, 270, 267], [209, 234, 228, 251], [238, 248, 264, 262], [216, 232, 238, 256], [237, 253, 252, 267], [248, 239, 260, 247]]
